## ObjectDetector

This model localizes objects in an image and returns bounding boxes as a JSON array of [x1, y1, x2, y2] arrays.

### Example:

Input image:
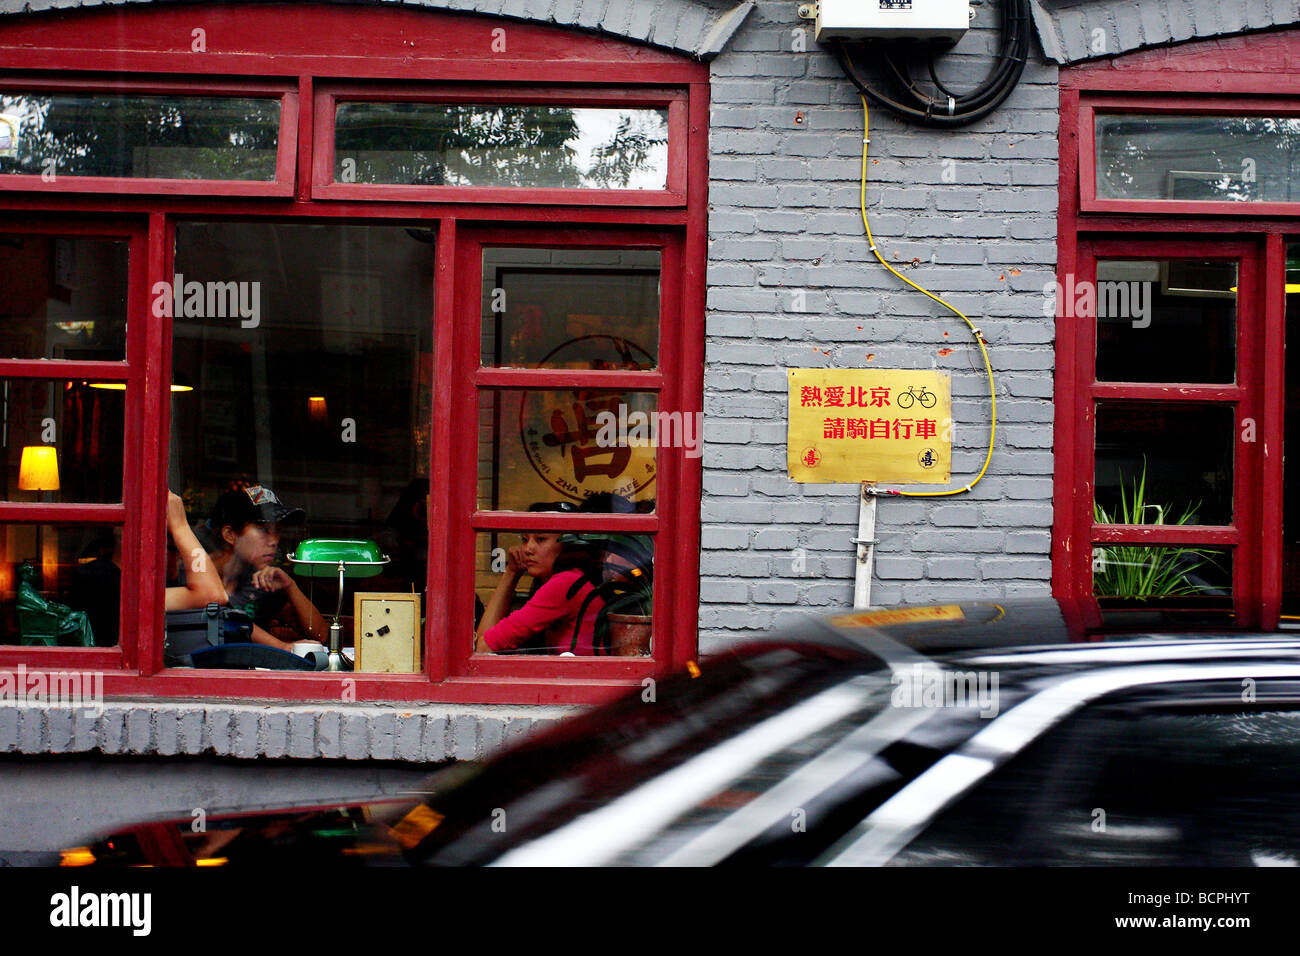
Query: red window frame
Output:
[[1080, 94, 1300, 217], [1057, 37, 1300, 630], [0, 77, 299, 197], [0, 2, 708, 705], [312, 84, 688, 205], [0, 218, 148, 671]]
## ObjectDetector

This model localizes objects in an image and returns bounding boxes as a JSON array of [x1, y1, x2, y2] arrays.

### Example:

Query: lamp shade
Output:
[[18, 445, 59, 491], [288, 539, 388, 578]]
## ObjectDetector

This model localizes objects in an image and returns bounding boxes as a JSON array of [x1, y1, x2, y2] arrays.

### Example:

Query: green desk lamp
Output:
[[287, 539, 389, 671]]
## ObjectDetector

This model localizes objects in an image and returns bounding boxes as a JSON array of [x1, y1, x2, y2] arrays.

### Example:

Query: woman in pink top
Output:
[[475, 531, 605, 656]]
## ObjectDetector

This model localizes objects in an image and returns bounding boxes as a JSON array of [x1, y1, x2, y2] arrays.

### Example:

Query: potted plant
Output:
[[1092, 460, 1221, 600]]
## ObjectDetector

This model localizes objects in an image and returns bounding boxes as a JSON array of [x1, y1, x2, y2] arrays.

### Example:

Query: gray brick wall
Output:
[[700, 1, 1060, 650]]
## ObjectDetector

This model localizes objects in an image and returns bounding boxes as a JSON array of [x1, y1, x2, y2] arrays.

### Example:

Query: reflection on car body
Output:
[[62, 598, 1300, 867]]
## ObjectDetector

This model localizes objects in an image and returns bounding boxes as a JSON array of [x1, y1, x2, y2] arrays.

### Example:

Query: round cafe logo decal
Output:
[[520, 336, 657, 502]]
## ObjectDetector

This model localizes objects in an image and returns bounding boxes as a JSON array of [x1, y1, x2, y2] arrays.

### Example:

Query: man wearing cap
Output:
[[207, 484, 329, 651]]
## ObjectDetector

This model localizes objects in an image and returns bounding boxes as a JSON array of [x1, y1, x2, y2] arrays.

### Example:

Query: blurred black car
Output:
[[63, 598, 1300, 866]]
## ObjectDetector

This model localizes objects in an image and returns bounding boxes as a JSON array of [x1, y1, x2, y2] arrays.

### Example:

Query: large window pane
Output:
[[481, 247, 659, 369], [1094, 403, 1233, 526], [0, 522, 120, 647], [0, 93, 281, 181], [1096, 113, 1300, 203], [479, 389, 660, 512], [0, 235, 127, 360], [1094, 259, 1235, 383], [171, 222, 435, 653], [0, 379, 123, 503], [473, 528, 654, 657], [334, 103, 668, 189]]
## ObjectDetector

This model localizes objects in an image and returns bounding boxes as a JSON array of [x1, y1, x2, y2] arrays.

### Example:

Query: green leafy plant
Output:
[[1092, 461, 1221, 599]]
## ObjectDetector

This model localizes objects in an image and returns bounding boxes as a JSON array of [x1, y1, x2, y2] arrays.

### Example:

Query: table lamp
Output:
[[18, 445, 59, 491], [287, 539, 388, 671]]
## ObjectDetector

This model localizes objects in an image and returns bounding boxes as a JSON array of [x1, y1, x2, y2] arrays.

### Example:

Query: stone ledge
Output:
[[0, 699, 581, 762]]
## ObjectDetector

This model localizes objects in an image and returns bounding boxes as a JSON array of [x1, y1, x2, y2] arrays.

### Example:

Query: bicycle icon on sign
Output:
[[896, 385, 937, 409]]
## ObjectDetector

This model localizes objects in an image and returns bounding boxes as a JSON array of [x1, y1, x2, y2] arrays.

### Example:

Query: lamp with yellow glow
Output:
[[18, 445, 59, 492], [18, 446, 60, 586], [308, 396, 327, 423]]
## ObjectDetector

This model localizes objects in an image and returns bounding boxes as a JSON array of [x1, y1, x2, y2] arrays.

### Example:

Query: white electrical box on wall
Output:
[[814, 0, 971, 44]]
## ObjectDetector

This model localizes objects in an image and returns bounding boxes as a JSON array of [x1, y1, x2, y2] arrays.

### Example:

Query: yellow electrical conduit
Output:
[[858, 95, 998, 498]]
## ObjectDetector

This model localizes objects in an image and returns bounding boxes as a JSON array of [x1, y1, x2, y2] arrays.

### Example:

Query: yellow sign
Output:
[[830, 605, 966, 629], [787, 369, 951, 483]]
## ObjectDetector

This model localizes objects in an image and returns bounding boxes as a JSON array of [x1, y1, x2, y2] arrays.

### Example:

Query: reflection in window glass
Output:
[[0, 236, 128, 360], [1094, 403, 1233, 526], [1094, 260, 1235, 383], [481, 247, 659, 369], [1092, 545, 1231, 604], [171, 222, 434, 657], [1096, 113, 1300, 202], [0, 93, 281, 180], [473, 527, 653, 657], [479, 389, 659, 512], [334, 103, 668, 189], [0, 523, 120, 647], [0, 379, 123, 503]]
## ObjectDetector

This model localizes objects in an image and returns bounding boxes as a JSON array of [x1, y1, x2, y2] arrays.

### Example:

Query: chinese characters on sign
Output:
[[787, 369, 952, 483]]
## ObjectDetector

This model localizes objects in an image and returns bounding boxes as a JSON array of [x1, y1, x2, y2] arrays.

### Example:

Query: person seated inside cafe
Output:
[[164, 489, 228, 612], [204, 484, 329, 652], [475, 501, 608, 656]]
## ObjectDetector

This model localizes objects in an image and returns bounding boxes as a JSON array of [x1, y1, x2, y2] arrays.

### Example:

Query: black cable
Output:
[[830, 0, 1031, 128]]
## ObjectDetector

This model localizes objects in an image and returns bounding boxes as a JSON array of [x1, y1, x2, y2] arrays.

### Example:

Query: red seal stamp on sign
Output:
[[801, 446, 822, 468]]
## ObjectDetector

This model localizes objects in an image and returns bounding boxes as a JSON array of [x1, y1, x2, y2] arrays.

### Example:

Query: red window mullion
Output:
[[425, 216, 458, 685], [1262, 234, 1288, 628], [134, 212, 172, 675]]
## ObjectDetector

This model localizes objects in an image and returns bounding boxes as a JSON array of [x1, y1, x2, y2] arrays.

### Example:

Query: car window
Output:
[[890, 690, 1300, 866]]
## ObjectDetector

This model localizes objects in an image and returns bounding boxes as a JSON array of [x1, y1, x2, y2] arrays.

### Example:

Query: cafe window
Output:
[[0, 2, 706, 703], [1057, 48, 1300, 630]]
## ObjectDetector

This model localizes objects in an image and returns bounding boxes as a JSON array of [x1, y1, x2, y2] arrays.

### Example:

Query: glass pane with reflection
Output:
[[0, 235, 127, 360], [478, 389, 660, 512], [1096, 113, 1300, 203], [481, 247, 659, 369], [1094, 259, 1235, 383], [473, 528, 654, 657], [0, 522, 121, 647], [1092, 544, 1231, 605], [1094, 403, 1233, 526], [0, 379, 124, 503], [0, 93, 281, 181], [334, 103, 668, 189]]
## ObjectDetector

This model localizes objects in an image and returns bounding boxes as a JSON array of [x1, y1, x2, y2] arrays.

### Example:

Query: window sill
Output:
[[0, 698, 578, 762]]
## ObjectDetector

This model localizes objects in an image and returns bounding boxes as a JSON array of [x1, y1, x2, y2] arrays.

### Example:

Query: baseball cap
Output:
[[210, 484, 305, 530]]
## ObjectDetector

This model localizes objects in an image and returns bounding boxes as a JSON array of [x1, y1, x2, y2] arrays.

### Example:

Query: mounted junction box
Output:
[[813, 0, 971, 44]]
